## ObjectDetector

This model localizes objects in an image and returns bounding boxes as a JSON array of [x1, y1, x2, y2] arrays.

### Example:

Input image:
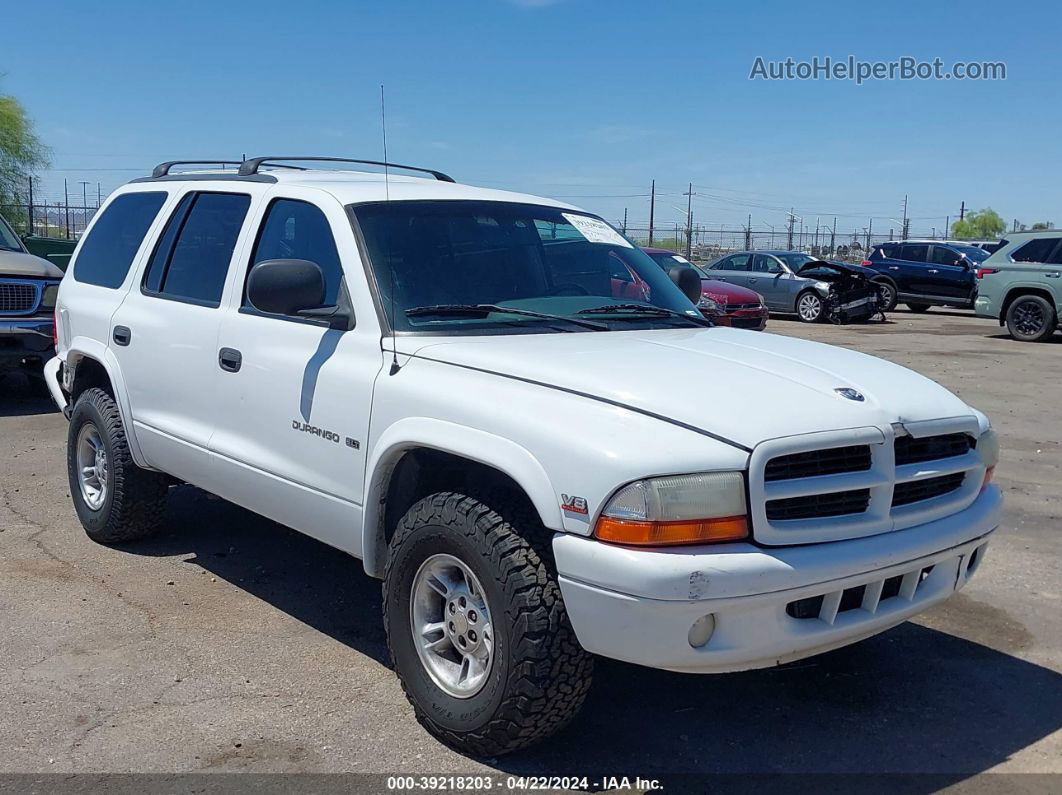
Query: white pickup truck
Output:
[[45, 158, 1001, 756]]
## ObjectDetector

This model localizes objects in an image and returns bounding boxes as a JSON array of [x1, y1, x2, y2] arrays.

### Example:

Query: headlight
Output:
[[41, 284, 60, 310], [977, 429, 999, 490], [697, 296, 723, 314], [594, 472, 749, 546]]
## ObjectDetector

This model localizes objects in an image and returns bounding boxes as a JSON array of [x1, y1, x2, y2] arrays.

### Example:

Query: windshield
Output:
[[0, 214, 24, 252], [353, 200, 703, 334], [778, 253, 815, 270], [953, 245, 989, 262]]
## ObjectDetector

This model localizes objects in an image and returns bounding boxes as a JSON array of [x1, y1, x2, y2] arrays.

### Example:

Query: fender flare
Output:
[[361, 417, 562, 578], [65, 337, 152, 469]]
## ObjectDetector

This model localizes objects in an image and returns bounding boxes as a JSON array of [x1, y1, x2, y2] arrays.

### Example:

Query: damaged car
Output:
[[795, 259, 885, 324]]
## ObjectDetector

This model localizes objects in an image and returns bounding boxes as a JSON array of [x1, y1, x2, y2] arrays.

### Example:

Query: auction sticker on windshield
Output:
[[562, 213, 633, 248]]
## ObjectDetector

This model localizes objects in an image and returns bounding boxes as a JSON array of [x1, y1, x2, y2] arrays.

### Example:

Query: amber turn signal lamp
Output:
[[595, 515, 749, 546]]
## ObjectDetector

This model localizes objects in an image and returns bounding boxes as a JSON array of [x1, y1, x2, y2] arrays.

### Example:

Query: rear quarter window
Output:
[[1010, 237, 1062, 264], [73, 192, 168, 288]]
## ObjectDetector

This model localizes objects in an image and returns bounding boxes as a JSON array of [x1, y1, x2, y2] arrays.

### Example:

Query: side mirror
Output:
[[247, 259, 326, 315], [247, 259, 351, 329], [668, 265, 703, 304]]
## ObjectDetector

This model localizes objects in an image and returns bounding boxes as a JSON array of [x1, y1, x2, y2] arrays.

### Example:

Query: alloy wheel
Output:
[[76, 422, 108, 511], [410, 553, 494, 698]]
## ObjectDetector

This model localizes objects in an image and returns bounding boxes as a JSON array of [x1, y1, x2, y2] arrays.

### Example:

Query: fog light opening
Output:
[[688, 614, 716, 648]]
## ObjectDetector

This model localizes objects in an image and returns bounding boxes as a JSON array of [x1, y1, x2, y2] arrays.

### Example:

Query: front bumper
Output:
[[0, 317, 54, 370], [554, 484, 1001, 673]]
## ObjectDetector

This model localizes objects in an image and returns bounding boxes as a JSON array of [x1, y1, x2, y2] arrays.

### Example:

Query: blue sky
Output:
[[4, 0, 1058, 238]]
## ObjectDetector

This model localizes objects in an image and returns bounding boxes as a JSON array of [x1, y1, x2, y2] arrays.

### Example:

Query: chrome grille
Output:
[[0, 281, 40, 315], [749, 420, 986, 545], [726, 302, 762, 311]]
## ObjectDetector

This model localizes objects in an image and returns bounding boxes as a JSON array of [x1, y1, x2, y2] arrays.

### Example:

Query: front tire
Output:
[[67, 388, 169, 543], [383, 492, 593, 756], [1006, 294, 1057, 342], [796, 290, 824, 323], [875, 280, 898, 312]]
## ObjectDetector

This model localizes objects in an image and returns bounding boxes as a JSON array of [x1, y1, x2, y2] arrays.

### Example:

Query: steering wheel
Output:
[[547, 283, 590, 297]]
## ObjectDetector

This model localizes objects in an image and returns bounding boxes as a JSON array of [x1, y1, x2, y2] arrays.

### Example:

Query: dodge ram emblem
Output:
[[835, 387, 865, 402]]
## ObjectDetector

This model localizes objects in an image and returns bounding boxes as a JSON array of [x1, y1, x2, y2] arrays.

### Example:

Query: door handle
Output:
[[112, 326, 131, 346], [1046, 272, 1061, 278], [928, 269, 939, 274], [748, 277, 758, 283], [888, 266, 899, 270], [218, 347, 242, 373]]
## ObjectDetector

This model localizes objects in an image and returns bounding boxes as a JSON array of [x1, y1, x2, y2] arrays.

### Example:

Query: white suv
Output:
[[45, 157, 1002, 755]]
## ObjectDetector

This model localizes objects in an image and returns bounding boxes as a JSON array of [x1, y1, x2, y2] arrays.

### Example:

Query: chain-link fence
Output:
[[0, 201, 100, 240], [612, 223, 953, 264]]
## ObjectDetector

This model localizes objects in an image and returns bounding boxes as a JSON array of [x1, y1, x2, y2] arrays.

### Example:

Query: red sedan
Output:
[[641, 248, 769, 330]]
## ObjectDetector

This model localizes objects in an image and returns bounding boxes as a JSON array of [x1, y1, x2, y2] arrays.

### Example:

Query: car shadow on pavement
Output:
[[121, 486, 1061, 778], [0, 372, 58, 416]]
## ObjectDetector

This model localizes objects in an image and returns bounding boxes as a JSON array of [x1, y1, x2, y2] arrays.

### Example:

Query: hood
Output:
[[700, 278, 761, 305], [406, 328, 972, 450], [796, 260, 871, 282], [0, 249, 64, 279]]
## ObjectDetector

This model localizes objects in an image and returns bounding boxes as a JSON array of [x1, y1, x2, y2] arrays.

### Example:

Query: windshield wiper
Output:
[[405, 304, 609, 331], [576, 303, 713, 327]]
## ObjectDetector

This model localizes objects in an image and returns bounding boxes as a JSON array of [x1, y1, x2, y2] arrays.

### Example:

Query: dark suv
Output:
[[0, 211, 62, 378], [864, 241, 987, 312]]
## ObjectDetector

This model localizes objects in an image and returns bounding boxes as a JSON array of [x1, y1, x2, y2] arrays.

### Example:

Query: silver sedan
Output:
[[704, 250, 832, 322]]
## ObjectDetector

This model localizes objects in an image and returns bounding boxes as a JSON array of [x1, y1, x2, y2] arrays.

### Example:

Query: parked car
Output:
[[642, 248, 768, 329], [46, 157, 1001, 756], [973, 230, 1062, 341], [863, 241, 986, 312], [0, 211, 62, 378], [704, 250, 834, 322]]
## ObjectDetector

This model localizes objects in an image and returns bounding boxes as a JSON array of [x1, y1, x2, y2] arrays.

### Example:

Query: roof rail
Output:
[[151, 160, 243, 178], [237, 156, 455, 182]]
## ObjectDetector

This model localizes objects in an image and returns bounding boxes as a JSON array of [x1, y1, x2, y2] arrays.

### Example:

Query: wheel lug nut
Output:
[[448, 603, 456, 614], [468, 610, 477, 622], [468, 630, 477, 642], [458, 596, 466, 609], [448, 621, 455, 632]]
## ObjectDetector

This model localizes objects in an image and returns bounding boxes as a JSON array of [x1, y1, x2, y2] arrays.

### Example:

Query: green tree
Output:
[[0, 91, 49, 228], [1030, 221, 1054, 231], [950, 208, 1006, 240]]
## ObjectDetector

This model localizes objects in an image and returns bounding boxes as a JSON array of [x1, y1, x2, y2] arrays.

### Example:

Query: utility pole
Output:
[[621, 207, 627, 236], [745, 213, 752, 250], [866, 218, 873, 251], [786, 208, 795, 250], [97, 183, 102, 207], [901, 194, 909, 240], [648, 179, 655, 246], [27, 176, 34, 235], [683, 182, 695, 259], [959, 201, 966, 221], [64, 179, 71, 240], [945, 215, 950, 238], [831, 217, 837, 254]]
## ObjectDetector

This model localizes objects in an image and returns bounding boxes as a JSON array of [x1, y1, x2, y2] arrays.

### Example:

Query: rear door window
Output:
[[1011, 237, 1062, 264], [73, 192, 167, 288], [930, 246, 960, 265], [143, 192, 251, 307]]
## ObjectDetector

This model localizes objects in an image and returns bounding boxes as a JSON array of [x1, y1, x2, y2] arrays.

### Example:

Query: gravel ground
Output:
[[0, 307, 1059, 783]]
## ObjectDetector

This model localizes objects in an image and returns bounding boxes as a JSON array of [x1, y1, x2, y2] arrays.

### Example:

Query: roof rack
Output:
[[237, 156, 455, 182], [151, 160, 244, 178]]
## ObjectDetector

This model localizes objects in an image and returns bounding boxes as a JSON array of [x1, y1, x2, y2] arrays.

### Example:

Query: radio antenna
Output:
[[381, 84, 400, 375]]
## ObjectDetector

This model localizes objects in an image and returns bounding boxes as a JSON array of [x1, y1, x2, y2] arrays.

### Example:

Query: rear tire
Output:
[[67, 388, 169, 543], [1006, 294, 1057, 342], [383, 491, 593, 756], [906, 303, 931, 313], [796, 290, 824, 323]]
